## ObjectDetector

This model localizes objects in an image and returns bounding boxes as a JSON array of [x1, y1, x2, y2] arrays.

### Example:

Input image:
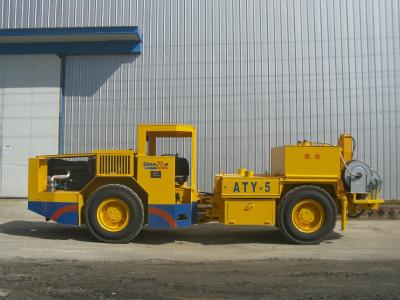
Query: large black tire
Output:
[[84, 184, 144, 243], [278, 185, 337, 245]]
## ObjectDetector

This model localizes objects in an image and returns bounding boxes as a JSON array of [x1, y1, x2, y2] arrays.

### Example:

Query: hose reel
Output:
[[343, 160, 376, 194]]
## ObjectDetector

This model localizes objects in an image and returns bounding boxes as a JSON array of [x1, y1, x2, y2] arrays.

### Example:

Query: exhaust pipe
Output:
[[48, 170, 71, 192]]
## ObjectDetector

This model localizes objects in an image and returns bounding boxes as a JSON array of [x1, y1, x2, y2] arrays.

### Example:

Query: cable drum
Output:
[[343, 160, 372, 193]]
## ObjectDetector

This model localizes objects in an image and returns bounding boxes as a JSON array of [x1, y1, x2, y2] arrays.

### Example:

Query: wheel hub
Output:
[[298, 208, 315, 223], [96, 197, 131, 232], [292, 199, 325, 233], [106, 207, 123, 223]]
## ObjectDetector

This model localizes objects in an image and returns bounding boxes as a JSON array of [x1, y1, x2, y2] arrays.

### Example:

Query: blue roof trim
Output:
[[0, 26, 141, 39], [0, 26, 142, 54], [0, 40, 142, 55]]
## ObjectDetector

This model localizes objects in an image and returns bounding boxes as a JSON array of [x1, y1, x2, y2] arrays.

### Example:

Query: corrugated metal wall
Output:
[[1, 0, 400, 199]]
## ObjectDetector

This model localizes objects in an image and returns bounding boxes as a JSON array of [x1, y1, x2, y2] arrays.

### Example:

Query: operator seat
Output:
[[175, 156, 189, 184]]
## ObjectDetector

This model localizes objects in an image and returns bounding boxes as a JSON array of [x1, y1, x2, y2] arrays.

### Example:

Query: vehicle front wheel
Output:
[[84, 184, 144, 243]]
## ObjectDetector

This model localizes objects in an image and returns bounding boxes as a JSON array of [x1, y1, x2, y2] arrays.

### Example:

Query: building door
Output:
[[0, 55, 60, 197]]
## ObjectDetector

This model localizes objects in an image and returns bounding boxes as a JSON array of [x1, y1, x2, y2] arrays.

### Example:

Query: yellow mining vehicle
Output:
[[27, 124, 383, 244]]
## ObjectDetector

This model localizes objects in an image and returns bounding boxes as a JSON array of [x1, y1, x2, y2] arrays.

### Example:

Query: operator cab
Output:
[[136, 124, 198, 205]]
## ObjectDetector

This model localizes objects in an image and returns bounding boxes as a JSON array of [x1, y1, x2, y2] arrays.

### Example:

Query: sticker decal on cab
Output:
[[143, 161, 169, 170]]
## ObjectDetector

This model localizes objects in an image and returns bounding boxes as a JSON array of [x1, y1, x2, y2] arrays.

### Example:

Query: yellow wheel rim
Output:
[[96, 198, 130, 232], [292, 199, 325, 233]]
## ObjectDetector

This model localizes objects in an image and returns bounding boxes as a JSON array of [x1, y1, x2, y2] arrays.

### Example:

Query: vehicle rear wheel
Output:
[[278, 185, 337, 245], [84, 184, 144, 243]]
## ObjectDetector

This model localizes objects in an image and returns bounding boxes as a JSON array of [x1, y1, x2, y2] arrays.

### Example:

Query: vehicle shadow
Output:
[[135, 224, 343, 245], [0, 220, 93, 242], [0, 220, 343, 245]]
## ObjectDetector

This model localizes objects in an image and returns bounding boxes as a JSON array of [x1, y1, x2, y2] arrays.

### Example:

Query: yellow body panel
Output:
[[175, 186, 195, 204], [28, 158, 48, 200], [225, 200, 275, 225], [216, 175, 280, 198], [33, 191, 82, 203], [136, 155, 176, 205], [212, 171, 279, 226], [271, 145, 341, 179]]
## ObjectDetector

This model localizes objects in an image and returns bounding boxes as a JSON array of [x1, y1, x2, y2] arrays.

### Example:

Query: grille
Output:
[[96, 152, 133, 176]]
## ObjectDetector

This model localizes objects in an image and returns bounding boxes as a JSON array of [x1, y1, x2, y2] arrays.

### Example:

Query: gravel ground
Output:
[[0, 199, 399, 299]]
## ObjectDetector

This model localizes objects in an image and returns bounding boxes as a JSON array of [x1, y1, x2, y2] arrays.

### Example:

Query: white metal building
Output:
[[0, 0, 399, 199]]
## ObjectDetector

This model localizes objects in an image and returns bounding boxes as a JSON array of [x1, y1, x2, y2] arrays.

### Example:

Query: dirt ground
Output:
[[0, 199, 400, 299]]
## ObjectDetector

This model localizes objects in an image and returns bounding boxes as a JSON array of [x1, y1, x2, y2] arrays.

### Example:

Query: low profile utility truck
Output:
[[28, 124, 383, 244]]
